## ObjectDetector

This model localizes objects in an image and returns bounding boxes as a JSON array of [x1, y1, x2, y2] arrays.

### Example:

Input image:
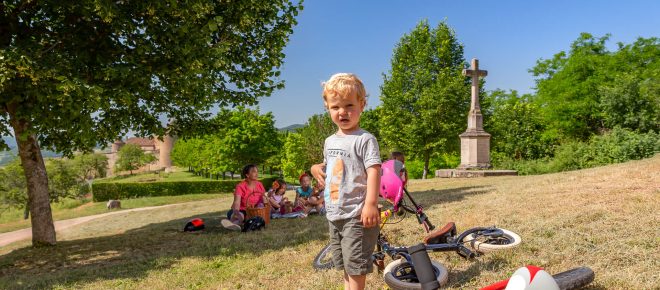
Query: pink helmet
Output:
[[380, 160, 405, 211]]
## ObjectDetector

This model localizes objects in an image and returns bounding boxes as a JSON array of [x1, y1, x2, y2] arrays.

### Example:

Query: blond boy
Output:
[[311, 73, 381, 290]]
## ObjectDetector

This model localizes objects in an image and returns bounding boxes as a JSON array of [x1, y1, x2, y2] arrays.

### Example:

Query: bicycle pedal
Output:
[[374, 259, 385, 272]]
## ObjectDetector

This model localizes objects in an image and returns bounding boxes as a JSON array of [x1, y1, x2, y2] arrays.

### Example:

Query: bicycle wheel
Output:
[[462, 228, 521, 253], [553, 267, 595, 290], [383, 258, 448, 290], [312, 244, 334, 270]]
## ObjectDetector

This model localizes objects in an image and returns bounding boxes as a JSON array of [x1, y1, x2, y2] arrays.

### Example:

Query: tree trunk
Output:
[[8, 107, 56, 246], [423, 151, 430, 180]]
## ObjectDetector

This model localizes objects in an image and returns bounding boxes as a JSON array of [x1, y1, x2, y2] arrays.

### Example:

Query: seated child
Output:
[[296, 173, 324, 214], [266, 179, 290, 214]]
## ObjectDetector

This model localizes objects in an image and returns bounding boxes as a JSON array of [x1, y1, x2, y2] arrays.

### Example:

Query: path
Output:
[[0, 203, 180, 248]]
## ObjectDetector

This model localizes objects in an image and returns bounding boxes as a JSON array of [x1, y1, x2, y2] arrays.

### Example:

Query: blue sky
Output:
[[259, 0, 660, 128]]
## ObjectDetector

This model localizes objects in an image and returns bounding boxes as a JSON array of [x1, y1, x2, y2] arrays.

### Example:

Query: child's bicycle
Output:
[[312, 160, 522, 289]]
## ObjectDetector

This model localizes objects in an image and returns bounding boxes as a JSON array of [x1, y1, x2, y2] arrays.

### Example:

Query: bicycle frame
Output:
[[375, 187, 503, 267]]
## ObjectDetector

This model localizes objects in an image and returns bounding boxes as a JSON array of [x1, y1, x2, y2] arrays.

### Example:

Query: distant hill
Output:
[[0, 136, 62, 166], [278, 124, 304, 132]]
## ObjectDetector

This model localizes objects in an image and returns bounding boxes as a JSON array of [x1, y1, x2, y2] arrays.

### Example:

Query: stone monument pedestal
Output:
[[436, 168, 518, 178], [458, 130, 491, 169]]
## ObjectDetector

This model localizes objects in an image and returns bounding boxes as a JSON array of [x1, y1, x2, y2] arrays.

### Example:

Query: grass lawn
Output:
[[96, 168, 280, 184], [0, 155, 657, 289], [0, 194, 224, 234]]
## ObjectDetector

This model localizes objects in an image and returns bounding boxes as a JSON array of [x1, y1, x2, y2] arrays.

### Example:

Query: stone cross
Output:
[[462, 58, 488, 131], [458, 58, 491, 169]]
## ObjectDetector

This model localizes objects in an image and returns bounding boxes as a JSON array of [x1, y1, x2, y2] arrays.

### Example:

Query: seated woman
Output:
[[266, 179, 290, 215], [296, 173, 324, 214], [221, 164, 266, 231]]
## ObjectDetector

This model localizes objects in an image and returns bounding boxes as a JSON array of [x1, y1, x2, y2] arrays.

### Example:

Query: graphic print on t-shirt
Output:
[[325, 149, 348, 204]]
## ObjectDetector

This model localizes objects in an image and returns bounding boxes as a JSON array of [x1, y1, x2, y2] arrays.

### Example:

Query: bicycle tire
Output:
[[312, 244, 334, 270], [463, 228, 521, 253], [383, 258, 448, 290], [553, 267, 595, 290]]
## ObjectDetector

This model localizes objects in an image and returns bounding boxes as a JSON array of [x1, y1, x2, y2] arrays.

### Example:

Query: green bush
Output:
[[405, 154, 460, 179], [492, 128, 659, 175], [92, 177, 277, 202]]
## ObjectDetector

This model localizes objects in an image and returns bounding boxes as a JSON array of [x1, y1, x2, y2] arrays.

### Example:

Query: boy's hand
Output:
[[311, 163, 327, 188], [361, 203, 380, 228]]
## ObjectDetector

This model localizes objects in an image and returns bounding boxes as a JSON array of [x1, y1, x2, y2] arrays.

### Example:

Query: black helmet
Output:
[[242, 216, 266, 232]]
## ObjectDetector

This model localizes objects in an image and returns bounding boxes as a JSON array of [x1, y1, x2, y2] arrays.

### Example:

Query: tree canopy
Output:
[[114, 144, 157, 174], [0, 0, 302, 245], [379, 20, 471, 178], [171, 107, 281, 178], [531, 33, 659, 140]]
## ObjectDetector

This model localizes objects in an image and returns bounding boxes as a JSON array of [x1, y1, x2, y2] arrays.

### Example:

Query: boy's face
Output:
[[324, 92, 365, 134]]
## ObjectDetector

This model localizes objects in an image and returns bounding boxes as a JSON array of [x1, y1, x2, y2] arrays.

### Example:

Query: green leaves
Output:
[[531, 34, 659, 141], [380, 20, 470, 177], [171, 107, 281, 176], [0, 0, 302, 154], [114, 144, 158, 174]]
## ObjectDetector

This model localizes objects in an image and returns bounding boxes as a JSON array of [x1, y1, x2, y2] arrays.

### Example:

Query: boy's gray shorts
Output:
[[328, 215, 380, 275]]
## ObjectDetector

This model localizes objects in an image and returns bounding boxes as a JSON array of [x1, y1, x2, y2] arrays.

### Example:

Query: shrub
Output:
[[492, 128, 659, 175], [92, 177, 277, 201], [405, 154, 460, 179]]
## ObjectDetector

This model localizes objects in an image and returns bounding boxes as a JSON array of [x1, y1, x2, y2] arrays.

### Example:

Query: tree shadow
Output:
[[0, 210, 330, 289], [406, 186, 494, 206]]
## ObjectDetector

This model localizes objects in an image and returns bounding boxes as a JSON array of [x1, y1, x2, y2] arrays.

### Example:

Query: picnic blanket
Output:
[[271, 212, 307, 219]]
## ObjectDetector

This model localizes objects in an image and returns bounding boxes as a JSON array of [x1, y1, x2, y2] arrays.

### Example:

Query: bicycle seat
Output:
[[423, 222, 456, 244]]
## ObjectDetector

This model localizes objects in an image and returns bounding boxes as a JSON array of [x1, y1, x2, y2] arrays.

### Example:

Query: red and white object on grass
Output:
[[481, 265, 559, 290]]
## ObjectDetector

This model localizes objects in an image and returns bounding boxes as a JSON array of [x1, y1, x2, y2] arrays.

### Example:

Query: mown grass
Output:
[[96, 170, 212, 183], [0, 194, 223, 234], [96, 168, 280, 184], [0, 155, 658, 289]]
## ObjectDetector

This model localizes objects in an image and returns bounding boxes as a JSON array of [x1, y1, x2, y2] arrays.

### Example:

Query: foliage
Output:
[[0, 158, 89, 217], [72, 153, 109, 180], [46, 159, 88, 202], [0, 0, 302, 244], [296, 113, 336, 165], [278, 113, 336, 181], [531, 34, 659, 140], [483, 90, 554, 160], [171, 107, 281, 177], [404, 154, 460, 179], [281, 132, 307, 182], [214, 107, 281, 173], [599, 37, 660, 133], [493, 127, 659, 174], [531, 33, 612, 140], [92, 177, 276, 201], [0, 159, 27, 213], [114, 144, 157, 174], [379, 20, 470, 178]]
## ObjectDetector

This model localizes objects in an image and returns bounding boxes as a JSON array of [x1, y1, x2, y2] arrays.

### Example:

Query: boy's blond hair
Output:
[[322, 73, 367, 105]]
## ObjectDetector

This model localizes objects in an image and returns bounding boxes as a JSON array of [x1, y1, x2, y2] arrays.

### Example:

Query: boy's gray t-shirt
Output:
[[323, 129, 381, 221]]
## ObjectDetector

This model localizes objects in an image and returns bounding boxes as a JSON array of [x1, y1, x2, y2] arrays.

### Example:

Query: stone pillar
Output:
[[458, 58, 491, 169], [159, 135, 175, 171]]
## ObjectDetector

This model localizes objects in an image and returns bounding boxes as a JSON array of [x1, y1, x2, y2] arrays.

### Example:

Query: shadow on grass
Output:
[[407, 186, 494, 206], [0, 210, 330, 289]]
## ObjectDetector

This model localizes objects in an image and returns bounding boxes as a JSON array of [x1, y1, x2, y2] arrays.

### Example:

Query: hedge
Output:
[[92, 177, 277, 202]]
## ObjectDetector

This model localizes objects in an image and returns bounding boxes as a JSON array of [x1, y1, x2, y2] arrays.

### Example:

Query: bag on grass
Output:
[[183, 218, 205, 232], [242, 216, 266, 232]]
